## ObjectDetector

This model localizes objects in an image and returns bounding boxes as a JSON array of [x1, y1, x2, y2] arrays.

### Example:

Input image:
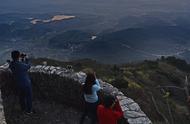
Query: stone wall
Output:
[[0, 90, 6, 124], [0, 63, 152, 124]]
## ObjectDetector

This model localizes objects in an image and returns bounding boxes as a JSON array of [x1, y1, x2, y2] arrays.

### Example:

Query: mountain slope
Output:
[[32, 57, 190, 124], [76, 26, 190, 63]]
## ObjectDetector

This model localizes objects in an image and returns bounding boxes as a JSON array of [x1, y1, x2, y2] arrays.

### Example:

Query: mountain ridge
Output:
[[31, 56, 190, 123]]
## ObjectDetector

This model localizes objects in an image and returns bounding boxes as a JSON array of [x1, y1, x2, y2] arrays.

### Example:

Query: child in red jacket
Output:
[[97, 95, 124, 124]]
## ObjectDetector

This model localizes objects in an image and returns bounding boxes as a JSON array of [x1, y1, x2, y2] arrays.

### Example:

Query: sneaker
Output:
[[25, 111, 33, 115], [32, 109, 36, 114]]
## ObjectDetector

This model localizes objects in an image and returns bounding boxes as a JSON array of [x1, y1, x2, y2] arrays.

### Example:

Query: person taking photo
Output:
[[9, 50, 33, 114], [97, 95, 124, 124], [80, 72, 101, 124]]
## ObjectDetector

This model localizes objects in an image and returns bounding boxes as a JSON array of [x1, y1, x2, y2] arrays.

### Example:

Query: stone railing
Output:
[[0, 63, 152, 124], [0, 90, 6, 124]]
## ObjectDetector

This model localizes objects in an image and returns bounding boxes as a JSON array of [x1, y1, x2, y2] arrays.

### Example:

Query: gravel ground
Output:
[[3, 95, 90, 124]]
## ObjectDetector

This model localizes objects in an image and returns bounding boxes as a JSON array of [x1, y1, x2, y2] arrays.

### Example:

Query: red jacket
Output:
[[97, 101, 123, 124]]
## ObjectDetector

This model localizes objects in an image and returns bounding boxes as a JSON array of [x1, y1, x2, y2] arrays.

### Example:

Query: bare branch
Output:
[[184, 76, 190, 97], [148, 92, 169, 124], [184, 76, 190, 115], [156, 85, 184, 91]]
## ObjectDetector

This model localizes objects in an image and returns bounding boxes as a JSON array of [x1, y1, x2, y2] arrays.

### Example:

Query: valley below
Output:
[[1, 12, 190, 64], [1, 0, 190, 123]]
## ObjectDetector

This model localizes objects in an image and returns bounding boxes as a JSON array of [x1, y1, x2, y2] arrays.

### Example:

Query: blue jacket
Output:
[[84, 79, 101, 103], [9, 60, 31, 88]]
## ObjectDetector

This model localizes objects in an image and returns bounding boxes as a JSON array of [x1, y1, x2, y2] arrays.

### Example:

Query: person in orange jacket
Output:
[[97, 95, 124, 124]]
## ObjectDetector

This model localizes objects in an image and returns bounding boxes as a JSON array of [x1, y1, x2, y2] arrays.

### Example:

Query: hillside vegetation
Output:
[[32, 57, 190, 124]]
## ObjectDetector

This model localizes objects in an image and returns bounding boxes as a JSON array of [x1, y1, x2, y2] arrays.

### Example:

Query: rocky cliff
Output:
[[0, 63, 151, 124]]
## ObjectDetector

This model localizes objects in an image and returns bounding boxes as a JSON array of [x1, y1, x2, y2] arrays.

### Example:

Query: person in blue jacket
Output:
[[80, 72, 101, 124], [9, 50, 33, 114]]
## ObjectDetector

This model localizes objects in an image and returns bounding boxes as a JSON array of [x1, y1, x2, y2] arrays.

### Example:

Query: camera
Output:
[[20, 53, 27, 58], [6, 60, 11, 63], [19, 53, 28, 62]]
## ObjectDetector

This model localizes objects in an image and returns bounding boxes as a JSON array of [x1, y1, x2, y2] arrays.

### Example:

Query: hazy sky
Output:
[[0, 0, 190, 14]]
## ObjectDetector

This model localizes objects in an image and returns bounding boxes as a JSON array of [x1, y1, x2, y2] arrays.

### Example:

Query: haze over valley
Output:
[[2, 1, 190, 124], [1, 0, 190, 63]]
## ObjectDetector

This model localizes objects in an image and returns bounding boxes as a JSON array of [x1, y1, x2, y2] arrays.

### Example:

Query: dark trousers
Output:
[[18, 86, 32, 113], [80, 101, 99, 124]]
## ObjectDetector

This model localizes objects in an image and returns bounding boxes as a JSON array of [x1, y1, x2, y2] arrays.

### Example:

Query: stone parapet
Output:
[[0, 63, 151, 124]]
